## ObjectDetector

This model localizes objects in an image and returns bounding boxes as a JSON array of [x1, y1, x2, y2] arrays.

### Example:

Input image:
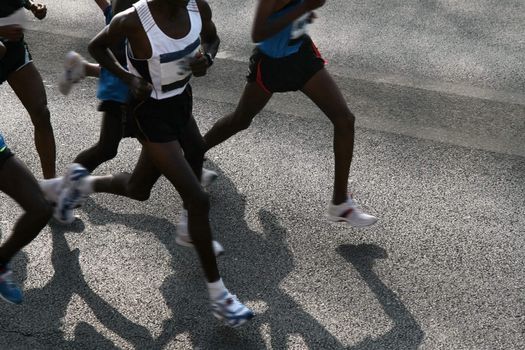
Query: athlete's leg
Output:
[[0, 157, 52, 263], [203, 82, 272, 151], [143, 140, 219, 282], [90, 147, 161, 201], [301, 68, 355, 205], [8, 63, 56, 179], [178, 116, 206, 180], [74, 110, 123, 172]]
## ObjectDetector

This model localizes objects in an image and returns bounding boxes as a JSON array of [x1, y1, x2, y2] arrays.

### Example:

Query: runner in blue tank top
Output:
[[203, 0, 378, 227]]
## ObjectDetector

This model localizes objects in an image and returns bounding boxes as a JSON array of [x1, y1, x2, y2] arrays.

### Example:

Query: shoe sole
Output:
[[212, 311, 254, 328], [327, 215, 378, 228]]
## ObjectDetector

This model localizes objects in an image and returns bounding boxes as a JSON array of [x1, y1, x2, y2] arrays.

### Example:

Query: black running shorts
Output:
[[0, 39, 32, 84], [247, 36, 326, 93], [127, 85, 193, 143]]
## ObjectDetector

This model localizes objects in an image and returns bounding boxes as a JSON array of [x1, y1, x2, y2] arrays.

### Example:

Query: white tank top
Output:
[[127, 0, 202, 100]]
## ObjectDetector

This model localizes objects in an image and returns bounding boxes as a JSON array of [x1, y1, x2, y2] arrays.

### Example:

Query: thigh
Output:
[[141, 140, 202, 200], [0, 156, 47, 212], [300, 68, 352, 123], [7, 62, 48, 115], [99, 108, 124, 147], [178, 116, 205, 154]]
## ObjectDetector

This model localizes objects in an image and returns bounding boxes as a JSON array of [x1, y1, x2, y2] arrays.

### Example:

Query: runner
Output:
[[0, 0, 56, 179], [56, 0, 253, 327], [202, 0, 378, 227], [0, 132, 52, 304]]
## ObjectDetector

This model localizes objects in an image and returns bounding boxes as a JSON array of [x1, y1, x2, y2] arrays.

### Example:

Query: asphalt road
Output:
[[0, 1, 524, 349]]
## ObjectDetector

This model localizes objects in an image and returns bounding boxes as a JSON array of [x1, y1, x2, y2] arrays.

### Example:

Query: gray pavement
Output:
[[0, 1, 524, 349]]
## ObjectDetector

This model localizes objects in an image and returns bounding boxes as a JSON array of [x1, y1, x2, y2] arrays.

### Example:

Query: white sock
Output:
[[78, 176, 95, 195], [207, 278, 227, 300]]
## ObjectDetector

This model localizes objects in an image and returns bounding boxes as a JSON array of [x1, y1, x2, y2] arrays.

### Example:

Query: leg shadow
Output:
[[337, 244, 425, 349]]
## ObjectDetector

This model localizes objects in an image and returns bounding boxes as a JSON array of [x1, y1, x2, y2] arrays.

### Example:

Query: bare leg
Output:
[[8, 63, 56, 179], [91, 147, 161, 201], [203, 82, 272, 151], [74, 110, 123, 172], [143, 140, 219, 282], [0, 157, 52, 263], [301, 68, 356, 205]]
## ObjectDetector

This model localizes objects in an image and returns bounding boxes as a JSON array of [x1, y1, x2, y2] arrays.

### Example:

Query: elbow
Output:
[[251, 31, 263, 43]]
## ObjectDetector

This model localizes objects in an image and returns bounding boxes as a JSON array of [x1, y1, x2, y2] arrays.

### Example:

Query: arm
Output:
[[88, 10, 151, 99], [191, 0, 220, 77], [94, 0, 110, 12], [112, 0, 136, 15], [251, 0, 325, 42]]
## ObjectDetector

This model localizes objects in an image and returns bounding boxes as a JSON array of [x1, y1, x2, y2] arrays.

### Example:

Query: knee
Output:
[[126, 184, 151, 202], [98, 145, 118, 162], [334, 111, 355, 130]]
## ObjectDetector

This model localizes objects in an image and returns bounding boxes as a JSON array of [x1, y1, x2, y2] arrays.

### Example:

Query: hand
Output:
[[303, 0, 326, 11], [128, 75, 152, 100], [0, 25, 24, 41], [189, 52, 210, 77], [30, 3, 47, 20]]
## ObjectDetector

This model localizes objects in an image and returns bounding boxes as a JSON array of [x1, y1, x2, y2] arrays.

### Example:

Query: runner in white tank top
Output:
[[69, 0, 254, 328]]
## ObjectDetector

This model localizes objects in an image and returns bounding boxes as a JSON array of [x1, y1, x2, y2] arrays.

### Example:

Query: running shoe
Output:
[[58, 51, 86, 95], [54, 164, 90, 224], [328, 195, 378, 227], [211, 291, 254, 328], [201, 168, 218, 188], [176, 209, 225, 256], [0, 265, 22, 304]]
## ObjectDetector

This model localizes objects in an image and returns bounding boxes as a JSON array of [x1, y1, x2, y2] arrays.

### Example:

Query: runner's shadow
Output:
[[78, 162, 347, 349], [337, 244, 425, 349], [0, 217, 154, 348]]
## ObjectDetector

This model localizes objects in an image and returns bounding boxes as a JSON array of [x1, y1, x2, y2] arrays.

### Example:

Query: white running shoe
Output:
[[201, 168, 218, 188], [176, 209, 225, 256], [39, 177, 64, 205], [54, 164, 91, 224], [211, 291, 254, 328], [328, 195, 378, 227], [58, 51, 86, 95]]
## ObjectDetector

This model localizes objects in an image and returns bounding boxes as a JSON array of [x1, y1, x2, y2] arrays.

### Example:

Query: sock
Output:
[[207, 278, 227, 300], [78, 176, 95, 195]]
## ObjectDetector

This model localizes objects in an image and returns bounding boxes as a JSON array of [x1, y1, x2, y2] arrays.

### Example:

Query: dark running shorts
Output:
[[0, 39, 32, 84], [127, 85, 193, 143], [97, 100, 135, 138], [247, 36, 325, 93], [0, 133, 14, 169]]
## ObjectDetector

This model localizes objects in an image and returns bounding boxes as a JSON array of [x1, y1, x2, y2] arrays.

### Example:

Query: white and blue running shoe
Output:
[[211, 291, 254, 328], [54, 163, 90, 224], [0, 265, 22, 304]]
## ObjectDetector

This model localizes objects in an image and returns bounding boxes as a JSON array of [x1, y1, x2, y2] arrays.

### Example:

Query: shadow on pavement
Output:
[[0, 167, 424, 349], [337, 244, 425, 349]]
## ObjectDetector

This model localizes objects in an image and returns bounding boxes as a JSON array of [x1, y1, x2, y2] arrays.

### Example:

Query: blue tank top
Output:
[[257, 0, 312, 58]]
